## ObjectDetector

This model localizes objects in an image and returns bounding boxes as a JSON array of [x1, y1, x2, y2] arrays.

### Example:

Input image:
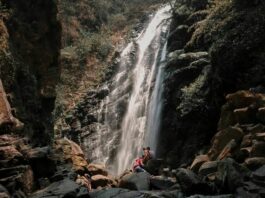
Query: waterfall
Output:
[[84, 5, 171, 175]]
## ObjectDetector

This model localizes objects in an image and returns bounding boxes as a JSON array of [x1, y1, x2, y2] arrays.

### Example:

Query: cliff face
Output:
[[160, 0, 265, 167], [0, 0, 61, 145]]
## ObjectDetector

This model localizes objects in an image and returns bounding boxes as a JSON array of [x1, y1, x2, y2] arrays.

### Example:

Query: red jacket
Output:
[[133, 158, 144, 170]]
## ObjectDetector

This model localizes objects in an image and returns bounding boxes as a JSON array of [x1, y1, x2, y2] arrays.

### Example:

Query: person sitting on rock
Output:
[[133, 156, 146, 172]]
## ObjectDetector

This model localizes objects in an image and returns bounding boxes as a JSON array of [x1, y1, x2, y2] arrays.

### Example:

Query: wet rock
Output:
[[91, 174, 116, 189], [198, 161, 218, 177], [145, 159, 163, 175], [119, 172, 150, 191], [87, 164, 108, 176], [190, 155, 209, 173], [30, 178, 88, 198], [150, 176, 176, 190]]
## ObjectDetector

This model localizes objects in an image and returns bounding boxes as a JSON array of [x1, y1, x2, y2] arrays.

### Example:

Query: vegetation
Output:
[[56, 0, 164, 117]]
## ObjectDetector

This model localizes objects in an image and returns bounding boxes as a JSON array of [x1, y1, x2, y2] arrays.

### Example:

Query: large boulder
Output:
[[176, 168, 214, 195], [53, 138, 89, 173], [150, 176, 176, 190], [145, 159, 164, 175], [215, 158, 251, 192], [119, 172, 150, 191], [250, 141, 265, 157], [244, 157, 265, 170], [30, 178, 89, 198], [208, 126, 244, 160]]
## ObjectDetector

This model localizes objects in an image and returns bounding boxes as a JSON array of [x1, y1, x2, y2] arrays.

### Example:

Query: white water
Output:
[[83, 5, 171, 175], [113, 6, 171, 174]]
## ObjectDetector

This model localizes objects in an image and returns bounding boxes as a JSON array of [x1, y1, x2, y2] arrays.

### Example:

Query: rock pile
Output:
[[186, 90, 265, 197]]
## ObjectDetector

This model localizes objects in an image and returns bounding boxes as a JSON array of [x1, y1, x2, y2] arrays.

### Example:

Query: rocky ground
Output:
[[1, 0, 265, 197]]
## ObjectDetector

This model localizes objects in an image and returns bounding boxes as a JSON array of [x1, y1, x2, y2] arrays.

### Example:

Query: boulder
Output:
[[145, 159, 163, 175], [233, 107, 255, 124], [252, 165, 265, 181], [91, 174, 116, 189], [244, 157, 265, 170], [243, 124, 265, 134], [218, 103, 236, 130], [198, 161, 218, 177], [254, 132, 265, 141], [225, 91, 262, 109], [240, 134, 253, 148], [176, 168, 214, 195], [53, 138, 88, 173], [257, 107, 265, 123], [150, 176, 176, 190], [217, 139, 237, 160], [190, 155, 209, 173], [30, 178, 89, 198], [119, 172, 150, 191], [215, 158, 250, 192], [250, 141, 265, 157], [87, 164, 108, 176], [208, 126, 244, 160]]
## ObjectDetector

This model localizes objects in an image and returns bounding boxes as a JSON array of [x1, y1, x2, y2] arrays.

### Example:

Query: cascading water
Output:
[[84, 5, 171, 175]]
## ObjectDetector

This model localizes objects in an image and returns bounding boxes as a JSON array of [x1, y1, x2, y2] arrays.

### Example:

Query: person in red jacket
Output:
[[133, 156, 146, 172]]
